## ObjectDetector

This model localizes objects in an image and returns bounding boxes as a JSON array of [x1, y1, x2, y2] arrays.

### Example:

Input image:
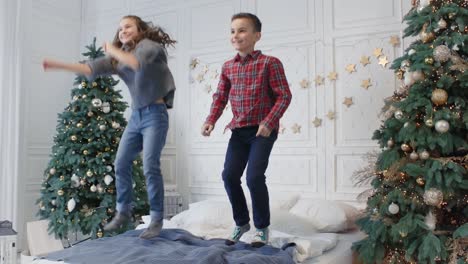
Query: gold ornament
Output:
[[92, 82, 97, 87], [431, 89, 448, 105], [97, 230, 103, 238], [425, 118, 434, 127], [80, 179, 86, 185], [409, 151, 419, 161], [399, 231, 407, 238], [87, 111, 94, 117], [83, 150, 89, 155], [71, 135, 77, 141], [81, 81, 87, 88], [77, 123, 83, 128], [133, 160, 138, 165], [60, 175, 65, 181], [416, 177, 425, 186], [396, 69, 404, 79], [419, 150, 430, 160], [401, 143, 412, 152], [105, 147, 111, 152], [86, 170, 93, 177], [420, 24, 435, 43], [57, 189, 64, 196], [424, 57, 434, 64]]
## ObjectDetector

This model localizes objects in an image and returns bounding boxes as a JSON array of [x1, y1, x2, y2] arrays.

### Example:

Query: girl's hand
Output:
[[42, 59, 60, 71], [102, 42, 116, 55], [256, 124, 271, 137]]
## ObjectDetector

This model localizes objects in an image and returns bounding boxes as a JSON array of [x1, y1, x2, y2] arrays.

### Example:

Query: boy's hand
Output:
[[201, 123, 214, 136], [256, 124, 271, 137]]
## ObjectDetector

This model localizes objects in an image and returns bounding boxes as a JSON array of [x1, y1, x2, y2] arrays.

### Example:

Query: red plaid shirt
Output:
[[206, 50, 292, 131]]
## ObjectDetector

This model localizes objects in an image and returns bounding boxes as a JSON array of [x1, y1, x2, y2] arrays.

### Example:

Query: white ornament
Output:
[[409, 151, 419, 161], [435, 120, 449, 133], [388, 202, 400, 214], [437, 19, 447, 30], [408, 49, 416, 56], [420, 150, 430, 160], [99, 124, 107, 131], [404, 72, 415, 86], [104, 175, 113, 185], [425, 211, 436, 230], [67, 198, 76, 212], [97, 184, 104, 193], [112, 122, 120, 129], [90, 184, 97, 192], [92, 98, 103, 107], [49, 168, 56, 175], [71, 174, 80, 188], [78, 84, 83, 89], [51, 199, 56, 206], [102, 102, 111, 113], [106, 165, 113, 172], [452, 44, 459, 51]]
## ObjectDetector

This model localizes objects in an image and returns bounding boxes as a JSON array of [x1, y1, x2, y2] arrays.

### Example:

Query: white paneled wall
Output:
[[8, 0, 414, 250], [78, 0, 411, 204]]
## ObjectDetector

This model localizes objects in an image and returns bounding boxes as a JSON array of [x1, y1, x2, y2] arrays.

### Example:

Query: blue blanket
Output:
[[44, 229, 296, 264]]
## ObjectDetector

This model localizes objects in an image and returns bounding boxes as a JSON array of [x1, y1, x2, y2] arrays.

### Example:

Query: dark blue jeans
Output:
[[222, 126, 277, 229]]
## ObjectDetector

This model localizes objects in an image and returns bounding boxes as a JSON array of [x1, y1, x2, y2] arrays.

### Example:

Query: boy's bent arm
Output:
[[261, 58, 292, 130], [205, 64, 231, 125]]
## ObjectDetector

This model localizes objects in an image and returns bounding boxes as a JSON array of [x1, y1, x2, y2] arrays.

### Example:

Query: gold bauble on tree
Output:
[[401, 143, 412, 152], [420, 24, 435, 43], [431, 89, 448, 105], [416, 177, 425, 186], [424, 57, 434, 64]]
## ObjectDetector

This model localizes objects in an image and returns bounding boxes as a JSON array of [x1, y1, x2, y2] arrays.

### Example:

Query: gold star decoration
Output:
[[326, 111, 336, 120], [345, 64, 356, 73], [195, 73, 205, 83], [189, 58, 199, 69], [378, 56, 389, 68], [299, 79, 310, 89], [312, 117, 322, 128], [327, 71, 338, 81], [361, 79, 372, 89], [291, 123, 301, 134], [389, 35, 400, 47], [314, 75, 324, 86], [360, 56, 371, 67], [343, 97, 354, 108], [373, 48, 383, 58]]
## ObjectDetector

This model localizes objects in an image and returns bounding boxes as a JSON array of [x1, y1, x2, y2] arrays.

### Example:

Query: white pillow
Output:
[[270, 210, 317, 237], [270, 194, 300, 211], [289, 199, 347, 232], [169, 200, 234, 237]]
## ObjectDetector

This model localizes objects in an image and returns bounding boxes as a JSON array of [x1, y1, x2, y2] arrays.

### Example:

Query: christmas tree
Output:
[[37, 39, 149, 240], [353, 1, 467, 263]]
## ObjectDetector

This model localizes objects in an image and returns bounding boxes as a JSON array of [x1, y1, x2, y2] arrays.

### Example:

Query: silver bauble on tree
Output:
[[433, 45, 451, 63], [423, 188, 443, 207], [435, 120, 449, 133]]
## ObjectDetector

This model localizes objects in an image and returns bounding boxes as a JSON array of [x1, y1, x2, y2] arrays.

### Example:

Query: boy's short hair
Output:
[[231, 13, 262, 32]]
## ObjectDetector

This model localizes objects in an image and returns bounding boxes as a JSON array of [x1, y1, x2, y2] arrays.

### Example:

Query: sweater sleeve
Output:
[[85, 56, 114, 81], [134, 39, 165, 68]]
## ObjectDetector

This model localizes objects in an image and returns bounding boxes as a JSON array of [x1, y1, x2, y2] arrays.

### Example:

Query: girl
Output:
[[43, 15, 176, 239]]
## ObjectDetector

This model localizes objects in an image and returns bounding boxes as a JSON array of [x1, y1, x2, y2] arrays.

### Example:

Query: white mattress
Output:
[[301, 231, 364, 264]]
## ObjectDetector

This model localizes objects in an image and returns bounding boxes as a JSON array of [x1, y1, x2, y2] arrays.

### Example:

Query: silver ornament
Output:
[[112, 121, 120, 129], [67, 198, 76, 212], [106, 165, 113, 172], [387, 139, 395, 148], [104, 175, 113, 185], [101, 102, 111, 113], [388, 202, 399, 214], [423, 188, 443, 206], [433, 45, 450, 63], [409, 151, 419, 161], [408, 49, 416, 56], [435, 120, 449, 133], [420, 150, 430, 160], [394, 110, 404, 120], [49, 168, 56, 175], [99, 124, 107, 131], [92, 98, 103, 107], [90, 185, 97, 192]]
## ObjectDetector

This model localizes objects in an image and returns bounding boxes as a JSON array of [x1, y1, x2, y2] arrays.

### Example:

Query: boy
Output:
[[201, 13, 292, 248]]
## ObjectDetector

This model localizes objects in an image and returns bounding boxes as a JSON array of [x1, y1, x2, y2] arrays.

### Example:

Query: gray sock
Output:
[[139, 220, 163, 239]]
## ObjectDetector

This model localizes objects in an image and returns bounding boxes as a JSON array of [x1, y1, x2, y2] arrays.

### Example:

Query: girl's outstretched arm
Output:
[[43, 59, 92, 75]]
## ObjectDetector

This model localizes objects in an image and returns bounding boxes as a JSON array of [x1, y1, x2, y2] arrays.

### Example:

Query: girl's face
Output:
[[118, 18, 140, 44]]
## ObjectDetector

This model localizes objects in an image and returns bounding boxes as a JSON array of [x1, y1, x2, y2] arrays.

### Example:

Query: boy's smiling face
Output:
[[230, 18, 261, 56]]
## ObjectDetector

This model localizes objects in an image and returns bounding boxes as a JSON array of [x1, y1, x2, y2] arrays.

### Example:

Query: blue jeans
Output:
[[222, 126, 277, 229], [114, 103, 168, 222]]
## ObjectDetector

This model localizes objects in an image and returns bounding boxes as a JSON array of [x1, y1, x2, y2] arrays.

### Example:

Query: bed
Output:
[[27, 197, 364, 264]]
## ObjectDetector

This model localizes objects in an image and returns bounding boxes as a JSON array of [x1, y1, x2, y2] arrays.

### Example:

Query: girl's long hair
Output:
[[111, 15, 176, 66]]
